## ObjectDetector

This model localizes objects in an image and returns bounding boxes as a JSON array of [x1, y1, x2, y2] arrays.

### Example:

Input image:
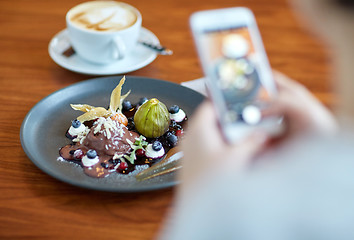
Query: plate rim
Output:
[[20, 76, 204, 192]]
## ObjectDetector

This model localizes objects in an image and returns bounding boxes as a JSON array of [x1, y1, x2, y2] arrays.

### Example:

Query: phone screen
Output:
[[200, 26, 273, 124]]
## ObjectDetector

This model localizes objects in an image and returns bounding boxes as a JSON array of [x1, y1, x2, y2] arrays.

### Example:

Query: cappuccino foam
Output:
[[69, 1, 137, 32]]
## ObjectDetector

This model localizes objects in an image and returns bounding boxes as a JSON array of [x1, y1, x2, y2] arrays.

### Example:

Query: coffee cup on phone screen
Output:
[[66, 1, 142, 64]]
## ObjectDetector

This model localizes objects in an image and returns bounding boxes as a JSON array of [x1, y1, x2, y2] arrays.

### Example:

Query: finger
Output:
[[184, 100, 226, 147], [273, 70, 308, 94], [191, 101, 216, 127], [263, 90, 337, 134], [187, 101, 219, 136], [262, 92, 303, 122], [235, 131, 268, 155], [224, 131, 269, 170]]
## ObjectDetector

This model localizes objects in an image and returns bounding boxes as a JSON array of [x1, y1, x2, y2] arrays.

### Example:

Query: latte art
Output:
[[69, 1, 137, 32]]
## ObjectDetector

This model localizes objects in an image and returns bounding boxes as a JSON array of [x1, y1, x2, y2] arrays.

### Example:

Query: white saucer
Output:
[[48, 28, 159, 75]]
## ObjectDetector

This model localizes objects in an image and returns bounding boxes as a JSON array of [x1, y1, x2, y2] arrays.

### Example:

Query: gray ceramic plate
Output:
[[20, 76, 204, 192]]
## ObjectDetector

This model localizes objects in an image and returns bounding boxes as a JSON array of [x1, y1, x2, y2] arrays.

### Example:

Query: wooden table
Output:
[[0, 0, 334, 239]]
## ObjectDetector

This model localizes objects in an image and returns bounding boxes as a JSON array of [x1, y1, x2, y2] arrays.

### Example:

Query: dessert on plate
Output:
[[59, 76, 187, 178]]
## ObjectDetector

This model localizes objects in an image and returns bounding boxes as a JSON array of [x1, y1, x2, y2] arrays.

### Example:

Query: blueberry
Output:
[[101, 162, 109, 169], [122, 100, 132, 111], [152, 141, 163, 151], [139, 97, 148, 105], [167, 134, 178, 146], [86, 149, 97, 159], [71, 119, 81, 128], [169, 105, 180, 114]]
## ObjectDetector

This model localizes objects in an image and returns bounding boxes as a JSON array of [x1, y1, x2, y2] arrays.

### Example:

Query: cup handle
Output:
[[112, 36, 126, 60]]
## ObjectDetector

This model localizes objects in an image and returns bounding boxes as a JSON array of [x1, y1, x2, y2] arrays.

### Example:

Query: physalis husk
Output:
[[70, 76, 131, 123]]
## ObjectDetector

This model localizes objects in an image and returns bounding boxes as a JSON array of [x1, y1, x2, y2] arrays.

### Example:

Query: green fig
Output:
[[134, 98, 170, 138]]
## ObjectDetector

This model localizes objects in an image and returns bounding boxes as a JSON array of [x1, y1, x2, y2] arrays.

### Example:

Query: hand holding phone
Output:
[[190, 7, 284, 143]]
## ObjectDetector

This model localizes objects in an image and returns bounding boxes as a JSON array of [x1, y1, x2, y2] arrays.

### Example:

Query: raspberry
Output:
[[175, 129, 184, 137], [136, 148, 145, 157], [73, 149, 84, 160], [118, 161, 128, 170]]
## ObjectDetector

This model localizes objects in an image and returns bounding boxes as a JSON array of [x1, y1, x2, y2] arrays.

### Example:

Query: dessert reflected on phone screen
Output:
[[201, 26, 271, 123]]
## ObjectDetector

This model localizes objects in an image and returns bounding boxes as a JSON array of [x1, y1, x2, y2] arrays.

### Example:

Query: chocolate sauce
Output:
[[59, 104, 187, 178]]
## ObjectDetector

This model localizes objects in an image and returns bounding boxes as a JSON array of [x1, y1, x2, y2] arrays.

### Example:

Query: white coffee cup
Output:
[[66, 1, 142, 64]]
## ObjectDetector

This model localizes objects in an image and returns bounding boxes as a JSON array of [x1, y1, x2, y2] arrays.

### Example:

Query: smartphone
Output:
[[190, 7, 283, 143]]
